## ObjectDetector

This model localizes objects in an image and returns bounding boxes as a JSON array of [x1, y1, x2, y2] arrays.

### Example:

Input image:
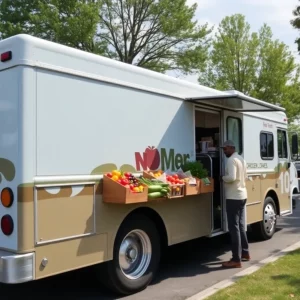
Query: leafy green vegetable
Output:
[[181, 161, 208, 179]]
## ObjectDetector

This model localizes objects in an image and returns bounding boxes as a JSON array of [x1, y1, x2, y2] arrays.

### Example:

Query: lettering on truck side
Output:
[[135, 146, 190, 171], [247, 163, 268, 169]]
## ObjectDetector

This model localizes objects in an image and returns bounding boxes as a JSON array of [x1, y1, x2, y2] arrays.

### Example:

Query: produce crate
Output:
[[168, 184, 185, 198], [102, 175, 148, 204], [142, 170, 164, 180], [185, 178, 201, 196], [200, 178, 214, 194], [143, 171, 156, 180], [185, 177, 214, 195]]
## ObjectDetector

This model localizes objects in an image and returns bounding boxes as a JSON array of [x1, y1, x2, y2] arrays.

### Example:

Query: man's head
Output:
[[221, 140, 236, 157]]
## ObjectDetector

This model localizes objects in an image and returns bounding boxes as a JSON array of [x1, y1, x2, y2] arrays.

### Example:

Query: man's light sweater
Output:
[[223, 152, 248, 200]]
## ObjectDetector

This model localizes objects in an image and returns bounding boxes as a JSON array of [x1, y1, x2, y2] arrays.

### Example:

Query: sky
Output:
[[177, 0, 300, 84]]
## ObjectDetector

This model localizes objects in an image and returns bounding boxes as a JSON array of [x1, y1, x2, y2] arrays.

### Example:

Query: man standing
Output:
[[221, 140, 250, 268]]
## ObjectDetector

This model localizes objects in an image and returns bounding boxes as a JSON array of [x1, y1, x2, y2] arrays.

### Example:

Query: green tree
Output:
[[199, 14, 259, 93], [252, 25, 295, 106], [0, 0, 39, 38], [97, 0, 212, 73], [291, 3, 300, 52], [199, 14, 300, 121], [0, 0, 104, 54], [0, 0, 211, 74], [31, 0, 105, 54]]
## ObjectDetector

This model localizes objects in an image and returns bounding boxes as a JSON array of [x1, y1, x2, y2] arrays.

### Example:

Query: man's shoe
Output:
[[222, 260, 242, 268], [241, 253, 251, 261]]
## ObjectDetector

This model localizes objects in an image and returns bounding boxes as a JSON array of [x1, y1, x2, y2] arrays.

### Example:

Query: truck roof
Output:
[[0, 34, 286, 122]]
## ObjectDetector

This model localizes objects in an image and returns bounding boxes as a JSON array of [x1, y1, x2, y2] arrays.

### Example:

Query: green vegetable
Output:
[[148, 185, 164, 193], [148, 192, 164, 199], [151, 180, 169, 187], [139, 177, 170, 188], [138, 177, 152, 186], [181, 161, 208, 179], [158, 183, 170, 187], [202, 177, 211, 185]]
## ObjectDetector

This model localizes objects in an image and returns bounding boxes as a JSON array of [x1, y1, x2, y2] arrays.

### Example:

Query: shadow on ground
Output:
[[0, 207, 298, 300], [271, 274, 300, 294], [0, 234, 233, 300]]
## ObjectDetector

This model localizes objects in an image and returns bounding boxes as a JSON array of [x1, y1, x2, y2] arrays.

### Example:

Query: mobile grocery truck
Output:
[[0, 34, 299, 294]]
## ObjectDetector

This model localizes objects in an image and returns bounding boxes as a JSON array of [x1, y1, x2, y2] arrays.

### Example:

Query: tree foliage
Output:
[[0, 0, 212, 74], [33, 0, 105, 54], [98, 0, 211, 73], [199, 14, 300, 121], [291, 3, 300, 52], [0, 0, 105, 54], [0, 0, 39, 38]]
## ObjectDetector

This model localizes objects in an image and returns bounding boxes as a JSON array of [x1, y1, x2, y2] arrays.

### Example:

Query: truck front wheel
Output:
[[252, 197, 277, 240], [102, 214, 161, 295]]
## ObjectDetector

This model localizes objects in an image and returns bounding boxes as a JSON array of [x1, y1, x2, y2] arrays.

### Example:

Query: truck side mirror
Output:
[[292, 133, 299, 160]]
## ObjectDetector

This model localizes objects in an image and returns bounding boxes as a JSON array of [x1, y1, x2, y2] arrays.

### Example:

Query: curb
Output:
[[185, 240, 300, 300]]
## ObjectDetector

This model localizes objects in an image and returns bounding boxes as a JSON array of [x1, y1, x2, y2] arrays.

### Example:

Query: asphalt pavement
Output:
[[1, 203, 300, 300]]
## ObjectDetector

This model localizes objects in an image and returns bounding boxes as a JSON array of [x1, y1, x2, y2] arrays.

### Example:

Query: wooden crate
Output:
[[185, 178, 201, 196], [168, 184, 185, 198], [142, 171, 156, 180], [142, 170, 164, 180], [200, 178, 214, 194], [102, 175, 148, 204], [185, 178, 214, 195]]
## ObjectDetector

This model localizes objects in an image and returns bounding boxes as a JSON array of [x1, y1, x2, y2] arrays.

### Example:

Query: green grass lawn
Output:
[[206, 249, 300, 300]]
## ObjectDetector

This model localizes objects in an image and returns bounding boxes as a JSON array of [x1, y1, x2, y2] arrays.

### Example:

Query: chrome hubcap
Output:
[[119, 230, 152, 280], [264, 203, 276, 234]]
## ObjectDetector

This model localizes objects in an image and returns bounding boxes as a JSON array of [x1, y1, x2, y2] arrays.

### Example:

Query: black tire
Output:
[[99, 214, 161, 295], [252, 197, 277, 240]]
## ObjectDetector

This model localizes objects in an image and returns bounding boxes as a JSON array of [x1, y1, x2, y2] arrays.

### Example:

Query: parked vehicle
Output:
[[0, 34, 298, 295]]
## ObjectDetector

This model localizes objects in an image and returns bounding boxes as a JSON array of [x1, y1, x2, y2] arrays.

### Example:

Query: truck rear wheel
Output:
[[252, 197, 277, 240], [101, 214, 161, 295]]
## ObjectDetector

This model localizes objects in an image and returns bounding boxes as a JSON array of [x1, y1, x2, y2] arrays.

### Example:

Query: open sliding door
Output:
[[221, 110, 245, 231], [186, 90, 286, 232]]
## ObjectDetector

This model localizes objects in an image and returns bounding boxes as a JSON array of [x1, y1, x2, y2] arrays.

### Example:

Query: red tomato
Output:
[[121, 179, 128, 185], [173, 174, 178, 179], [106, 173, 113, 178]]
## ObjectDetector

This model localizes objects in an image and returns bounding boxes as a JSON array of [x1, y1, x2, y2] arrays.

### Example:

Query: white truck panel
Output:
[[36, 69, 195, 176], [243, 114, 279, 172], [0, 34, 221, 101], [20, 67, 36, 183], [0, 67, 19, 250]]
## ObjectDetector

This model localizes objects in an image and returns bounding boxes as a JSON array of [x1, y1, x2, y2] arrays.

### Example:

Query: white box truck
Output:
[[0, 34, 298, 294]]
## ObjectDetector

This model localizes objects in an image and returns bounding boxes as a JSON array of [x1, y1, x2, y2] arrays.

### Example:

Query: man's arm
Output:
[[222, 159, 237, 183]]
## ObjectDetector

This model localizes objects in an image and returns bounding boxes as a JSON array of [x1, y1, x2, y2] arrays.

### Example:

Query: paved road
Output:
[[1, 204, 300, 300]]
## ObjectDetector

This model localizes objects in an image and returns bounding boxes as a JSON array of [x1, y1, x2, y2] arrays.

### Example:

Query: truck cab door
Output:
[[222, 111, 248, 230], [276, 128, 292, 214]]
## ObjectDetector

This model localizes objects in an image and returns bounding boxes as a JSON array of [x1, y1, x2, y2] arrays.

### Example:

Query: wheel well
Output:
[[293, 187, 298, 195], [122, 207, 168, 250], [266, 190, 280, 215]]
